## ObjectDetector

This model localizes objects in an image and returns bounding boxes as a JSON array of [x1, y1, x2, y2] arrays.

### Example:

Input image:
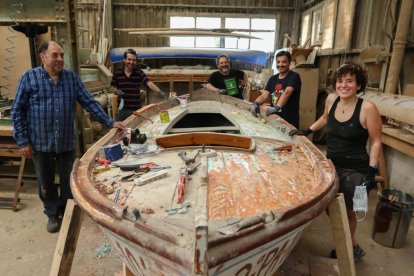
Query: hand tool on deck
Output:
[[96, 157, 110, 167], [116, 162, 157, 171], [177, 167, 188, 204], [178, 150, 200, 165], [187, 163, 201, 175]]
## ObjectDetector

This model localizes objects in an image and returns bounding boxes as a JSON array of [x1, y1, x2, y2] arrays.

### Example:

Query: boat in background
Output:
[[109, 47, 268, 66], [71, 89, 337, 275]]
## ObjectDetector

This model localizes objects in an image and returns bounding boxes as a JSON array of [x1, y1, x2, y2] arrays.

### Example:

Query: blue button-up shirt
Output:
[[11, 67, 114, 153]]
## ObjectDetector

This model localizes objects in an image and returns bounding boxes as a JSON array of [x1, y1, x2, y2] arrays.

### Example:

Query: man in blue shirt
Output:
[[11, 41, 125, 233]]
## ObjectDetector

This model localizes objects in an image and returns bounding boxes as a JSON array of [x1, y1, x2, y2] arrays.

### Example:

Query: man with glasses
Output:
[[111, 48, 167, 121], [205, 54, 247, 99], [11, 41, 125, 233]]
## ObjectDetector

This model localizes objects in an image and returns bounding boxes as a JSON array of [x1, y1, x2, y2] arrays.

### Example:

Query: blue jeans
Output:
[[32, 150, 76, 217]]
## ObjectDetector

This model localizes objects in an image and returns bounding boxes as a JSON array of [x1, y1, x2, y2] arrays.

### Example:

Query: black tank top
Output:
[[326, 97, 369, 172]]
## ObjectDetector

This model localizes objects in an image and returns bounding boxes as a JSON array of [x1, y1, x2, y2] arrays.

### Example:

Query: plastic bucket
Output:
[[177, 96, 188, 108], [371, 189, 414, 248]]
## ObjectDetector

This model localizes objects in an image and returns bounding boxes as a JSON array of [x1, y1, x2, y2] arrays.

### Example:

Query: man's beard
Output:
[[219, 66, 230, 75]]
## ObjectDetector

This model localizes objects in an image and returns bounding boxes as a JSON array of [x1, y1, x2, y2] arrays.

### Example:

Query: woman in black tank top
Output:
[[289, 62, 382, 262]]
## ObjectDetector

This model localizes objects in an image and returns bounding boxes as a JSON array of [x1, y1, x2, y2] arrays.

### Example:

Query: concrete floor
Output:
[[1, 180, 413, 275], [280, 189, 414, 276]]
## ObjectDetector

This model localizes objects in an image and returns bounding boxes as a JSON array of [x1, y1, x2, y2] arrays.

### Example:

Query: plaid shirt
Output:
[[11, 67, 114, 153]]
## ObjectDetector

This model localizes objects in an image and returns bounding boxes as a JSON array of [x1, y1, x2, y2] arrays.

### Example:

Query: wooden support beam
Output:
[[50, 199, 84, 276], [328, 194, 356, 276], [12, 156, 26, 211]]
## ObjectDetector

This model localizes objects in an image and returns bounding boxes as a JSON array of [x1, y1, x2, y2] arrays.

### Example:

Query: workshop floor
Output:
[[1, 180, 413, 276]]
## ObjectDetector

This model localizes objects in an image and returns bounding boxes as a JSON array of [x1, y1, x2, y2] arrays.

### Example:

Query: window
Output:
[[170, 16, 277, 52]]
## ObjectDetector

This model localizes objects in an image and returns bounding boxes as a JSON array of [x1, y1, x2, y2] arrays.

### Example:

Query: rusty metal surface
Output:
[[0, 0, 66, 25]]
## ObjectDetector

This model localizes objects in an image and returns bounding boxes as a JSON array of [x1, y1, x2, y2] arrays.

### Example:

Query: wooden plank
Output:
[[12, 156, 25, 211], [50, 199, 84, 276], [377, 147, 389, 189], [128, 30, 261, 40], [381, 131, 414, 158], [328, 194, 356, 276], [155, 133, 253, 149], [0, 149, 22, 158]]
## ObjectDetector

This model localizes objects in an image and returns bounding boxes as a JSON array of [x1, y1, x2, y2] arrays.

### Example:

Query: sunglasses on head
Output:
[[336, 64, 357, 72]]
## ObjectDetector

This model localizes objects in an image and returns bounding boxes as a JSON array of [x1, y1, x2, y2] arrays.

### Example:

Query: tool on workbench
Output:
[[114, 188, 121, 203], [178, 150, 200, 165], [177, 167, 188, 204], [187, 163, 201, 175], [123, 128, 147, 146], [96, 157, 110, 167], [93, 166, 111, 174], [150, 165, 172, 171], [134, 170, 168, 186], [115, 162, 157, 171]]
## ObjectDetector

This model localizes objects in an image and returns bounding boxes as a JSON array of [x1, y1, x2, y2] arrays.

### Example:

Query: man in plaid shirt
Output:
[[11, 41, 125, 233]]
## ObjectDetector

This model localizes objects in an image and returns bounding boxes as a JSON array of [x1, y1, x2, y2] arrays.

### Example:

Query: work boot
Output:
[[353, 244, 366, 262], [47, 216, 60, 233]]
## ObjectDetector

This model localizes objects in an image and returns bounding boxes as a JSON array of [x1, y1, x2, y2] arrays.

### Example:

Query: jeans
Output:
[[32, 149, 76, 217]]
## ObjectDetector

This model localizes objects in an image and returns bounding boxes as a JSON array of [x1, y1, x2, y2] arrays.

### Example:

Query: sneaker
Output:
[[353, 244, 366, 262], [47, 216, 60, 233]]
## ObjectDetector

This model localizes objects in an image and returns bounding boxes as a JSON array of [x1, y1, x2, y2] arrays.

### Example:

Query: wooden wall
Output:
[[77, 0, 300, 51], [301, 0, 414, 94]]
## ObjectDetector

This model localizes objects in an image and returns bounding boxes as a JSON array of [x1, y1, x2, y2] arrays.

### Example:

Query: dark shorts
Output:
[[336, 167, 365, 210]]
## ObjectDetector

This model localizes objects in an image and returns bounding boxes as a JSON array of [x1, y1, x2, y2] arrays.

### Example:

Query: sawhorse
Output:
[[0, 156, 26, 211], [50, 199, 132, 276], [309, 193, 356, 276]]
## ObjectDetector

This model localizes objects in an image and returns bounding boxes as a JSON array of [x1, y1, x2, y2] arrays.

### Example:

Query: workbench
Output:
[[0, 125, 26, 211]]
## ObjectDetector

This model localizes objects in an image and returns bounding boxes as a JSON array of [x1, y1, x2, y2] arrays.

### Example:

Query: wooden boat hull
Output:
[[71, 89, 338, 275], [102, 221, 309, 275]]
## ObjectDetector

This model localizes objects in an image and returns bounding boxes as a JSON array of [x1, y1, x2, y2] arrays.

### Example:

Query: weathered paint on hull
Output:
[[102, 222, 309, 275], [103, 227, 192, 275], [210, 223, 308, 275]]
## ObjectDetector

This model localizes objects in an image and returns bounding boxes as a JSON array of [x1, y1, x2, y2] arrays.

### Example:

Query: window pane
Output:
[[225, 18, 250, 29], [225, 37, 249, 49], [170, 16, 195, 28], [225, 32, 249, 49], [250, 32, 275, 52], [170, 37, 194, 47], [251, 19, 276, 30], [196, 37, 220, 48], [196, 17, 221, 29]]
